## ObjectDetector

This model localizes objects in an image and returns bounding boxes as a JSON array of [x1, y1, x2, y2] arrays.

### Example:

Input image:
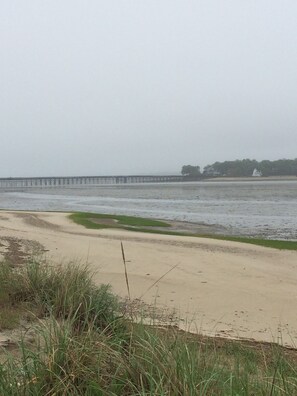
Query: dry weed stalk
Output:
[[121, 241, 131, 301]]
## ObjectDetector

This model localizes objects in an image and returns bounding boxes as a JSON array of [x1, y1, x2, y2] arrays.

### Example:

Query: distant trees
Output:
[[181, 165, 201, 178], [259, 159, 297, 176], [205, 158, 297, 177], [181, 159, 297, 178], [207, 159, 258, 177]]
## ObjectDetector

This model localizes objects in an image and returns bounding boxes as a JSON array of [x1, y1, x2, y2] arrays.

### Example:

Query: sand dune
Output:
[[1, 210, 297, 347]]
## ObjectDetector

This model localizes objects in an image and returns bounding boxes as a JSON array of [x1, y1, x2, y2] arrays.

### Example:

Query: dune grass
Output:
[[0, 259, 121, 333], [1, 259, 297, 394]]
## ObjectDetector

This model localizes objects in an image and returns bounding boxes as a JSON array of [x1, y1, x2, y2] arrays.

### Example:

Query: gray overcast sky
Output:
[[1, 1, 297, 177]]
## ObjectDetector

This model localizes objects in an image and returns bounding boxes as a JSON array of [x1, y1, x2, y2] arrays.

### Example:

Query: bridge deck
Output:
[[0, 175, 183, 188]]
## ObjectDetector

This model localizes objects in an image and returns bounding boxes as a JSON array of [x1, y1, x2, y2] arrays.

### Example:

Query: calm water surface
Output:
[[0, 181, 296, 240]]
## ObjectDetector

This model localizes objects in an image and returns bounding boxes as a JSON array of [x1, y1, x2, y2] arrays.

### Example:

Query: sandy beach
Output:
[[1, 210, 297, 347]]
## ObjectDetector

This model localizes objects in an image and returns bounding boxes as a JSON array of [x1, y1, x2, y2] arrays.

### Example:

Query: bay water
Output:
[[0, 180, 296, 240]]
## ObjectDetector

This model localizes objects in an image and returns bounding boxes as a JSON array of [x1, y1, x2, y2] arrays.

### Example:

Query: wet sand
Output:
[[1, 210, 297, 347]]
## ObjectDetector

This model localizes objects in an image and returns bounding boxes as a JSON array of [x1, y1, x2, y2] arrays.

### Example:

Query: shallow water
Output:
[[0, 180, 296, 240]]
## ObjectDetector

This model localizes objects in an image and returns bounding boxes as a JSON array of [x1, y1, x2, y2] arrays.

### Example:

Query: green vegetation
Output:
[[69, 212, 170, 230], [198, 235, 297, 251], [0, 259, 120, 333], [205, 158, 297, 177], [1, 259, 297, 394], [182, 158, 297, 177], [181, 165, 201, 178], [69, 212, 297, 251]]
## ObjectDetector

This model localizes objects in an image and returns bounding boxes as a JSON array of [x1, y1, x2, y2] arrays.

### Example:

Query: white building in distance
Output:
[[252, 168, 262, 177]]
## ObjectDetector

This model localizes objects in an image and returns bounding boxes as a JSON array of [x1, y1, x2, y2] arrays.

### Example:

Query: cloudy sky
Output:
[[1, 1, 297, 177]]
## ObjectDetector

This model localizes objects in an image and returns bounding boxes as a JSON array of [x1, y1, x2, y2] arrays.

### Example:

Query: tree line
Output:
[[181, 158, 297, 178]]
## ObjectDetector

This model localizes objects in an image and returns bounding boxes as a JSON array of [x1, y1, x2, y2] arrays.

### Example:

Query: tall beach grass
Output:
[[0, 259, 297, 395]]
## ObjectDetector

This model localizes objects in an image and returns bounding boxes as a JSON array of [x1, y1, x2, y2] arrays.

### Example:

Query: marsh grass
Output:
[[1, 259, 297, 394], [69, 211, 297, 250], [202, 235, 297, 251], [69, 212, 171, 230]]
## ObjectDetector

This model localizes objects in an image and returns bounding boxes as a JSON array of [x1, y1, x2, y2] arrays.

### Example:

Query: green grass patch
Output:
[[69, 211, 297, 251], [69, 211, 170, 230], [198, 235, 297, 250]]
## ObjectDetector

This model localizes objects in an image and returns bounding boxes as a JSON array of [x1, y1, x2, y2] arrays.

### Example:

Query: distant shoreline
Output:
[[203, 175, 297, 182]]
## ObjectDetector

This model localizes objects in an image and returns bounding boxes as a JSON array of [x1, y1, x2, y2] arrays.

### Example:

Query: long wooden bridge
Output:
[[0, 175, 183, 189]]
